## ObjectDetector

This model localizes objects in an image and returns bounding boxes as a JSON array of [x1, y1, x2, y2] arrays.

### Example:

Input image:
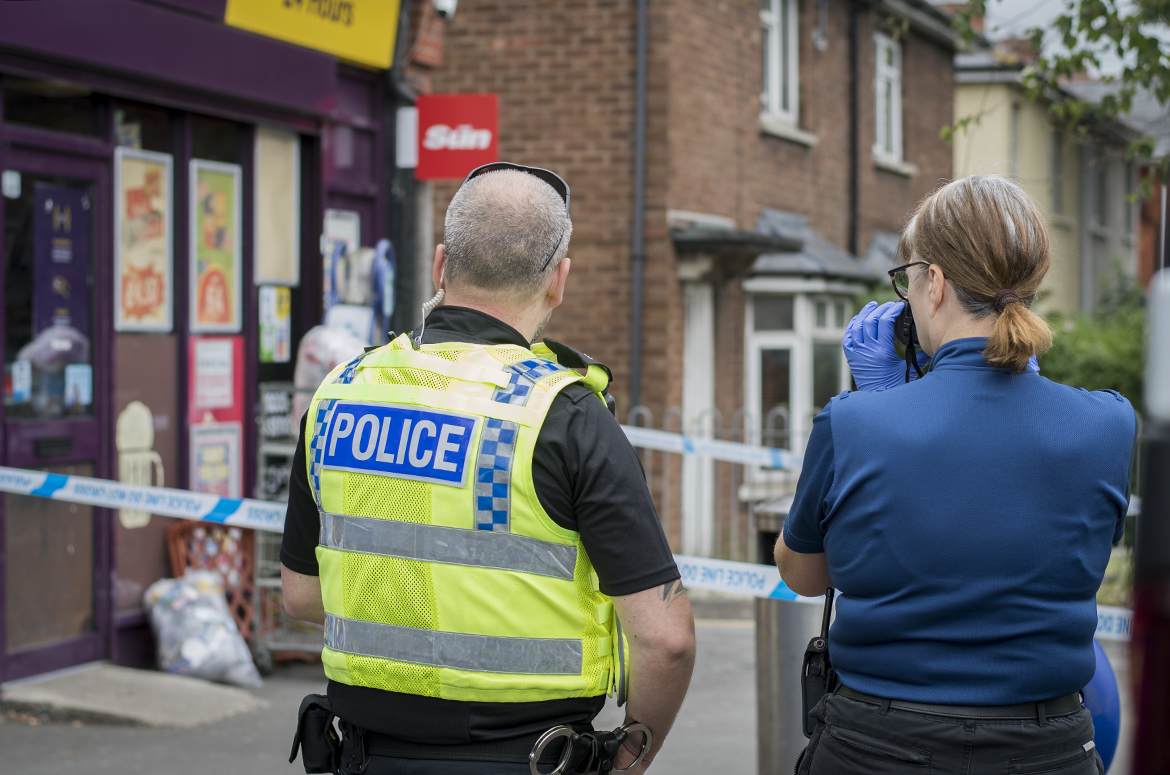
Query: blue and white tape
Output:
[[621, 425, 801, 470], [672, 553, 1133, 642], [0, 465, 1131, 641], [0, 466, 285, 533]]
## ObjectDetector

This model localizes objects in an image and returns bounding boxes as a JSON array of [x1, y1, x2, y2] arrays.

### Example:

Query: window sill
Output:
[[873, 155, 918, 177], [759, 114, 819, 147]]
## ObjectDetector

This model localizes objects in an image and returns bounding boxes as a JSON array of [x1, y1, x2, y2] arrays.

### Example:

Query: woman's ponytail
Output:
[[984, 300, 1053, 374], [898, 175, 1053, 373]]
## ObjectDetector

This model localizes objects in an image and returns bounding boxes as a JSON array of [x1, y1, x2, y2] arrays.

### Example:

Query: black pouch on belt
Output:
[[290, 694, 341, 774], [800, 588, 838, 738]]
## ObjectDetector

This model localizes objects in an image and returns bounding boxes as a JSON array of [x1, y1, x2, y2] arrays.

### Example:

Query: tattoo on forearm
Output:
[[661, 581, 685, 605]]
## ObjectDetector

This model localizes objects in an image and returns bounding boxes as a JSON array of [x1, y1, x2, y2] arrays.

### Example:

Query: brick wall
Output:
[[426, 0, 954, 421]]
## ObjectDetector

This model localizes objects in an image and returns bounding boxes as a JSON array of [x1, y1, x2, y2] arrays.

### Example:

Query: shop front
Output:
[[0, 0, 410, 682]]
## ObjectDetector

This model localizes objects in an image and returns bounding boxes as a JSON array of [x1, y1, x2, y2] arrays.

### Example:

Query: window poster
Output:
[[34, 184, 91, 336], [254, 128, 300, 286], [259, 286, 292, 363], [189, 336, 244, 424], [189, 335, 243, 498], [115, 148, 173, 332], [190, 160, 242, 333], [190, 422, 241, 498]]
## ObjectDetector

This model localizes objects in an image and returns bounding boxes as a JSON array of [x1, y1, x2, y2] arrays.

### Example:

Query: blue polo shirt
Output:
[[783, 337, 1135, 705]]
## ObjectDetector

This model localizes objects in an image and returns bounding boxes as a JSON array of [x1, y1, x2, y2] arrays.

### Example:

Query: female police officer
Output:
[[777, 175, 1135, 774]]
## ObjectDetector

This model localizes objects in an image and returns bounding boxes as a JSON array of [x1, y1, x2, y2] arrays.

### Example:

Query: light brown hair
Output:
[[897, 175, 1053, 373]]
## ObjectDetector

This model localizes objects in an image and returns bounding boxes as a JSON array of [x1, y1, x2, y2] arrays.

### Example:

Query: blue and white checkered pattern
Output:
[[491, 358, 565, 406], [332, 353, 366, 385], [474, 418, 519, 531], [309, 398, 336, 510]]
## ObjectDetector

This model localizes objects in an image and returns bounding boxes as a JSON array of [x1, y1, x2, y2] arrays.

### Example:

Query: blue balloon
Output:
[[1083, 638, 1121, 772]]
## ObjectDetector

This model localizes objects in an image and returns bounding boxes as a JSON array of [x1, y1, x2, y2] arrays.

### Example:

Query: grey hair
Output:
[[443, 169, 571, 300]]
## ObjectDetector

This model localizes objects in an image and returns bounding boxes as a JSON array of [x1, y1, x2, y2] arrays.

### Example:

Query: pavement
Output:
[[0, 596, 1135, 775]]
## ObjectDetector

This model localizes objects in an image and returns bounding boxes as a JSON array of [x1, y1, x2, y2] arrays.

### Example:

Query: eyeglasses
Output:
[[887, 261, 930, 302], [461, 162, 571, 271]]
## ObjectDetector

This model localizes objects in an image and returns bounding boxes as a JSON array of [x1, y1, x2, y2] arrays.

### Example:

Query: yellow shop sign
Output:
[[225, 0, 401, 70]]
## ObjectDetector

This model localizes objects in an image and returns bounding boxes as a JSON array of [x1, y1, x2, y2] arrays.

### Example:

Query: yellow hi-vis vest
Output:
[[305, 333, 629, 704]]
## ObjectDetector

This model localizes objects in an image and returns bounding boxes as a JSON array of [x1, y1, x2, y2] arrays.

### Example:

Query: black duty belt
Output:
[[836, 685, 1083, 723]]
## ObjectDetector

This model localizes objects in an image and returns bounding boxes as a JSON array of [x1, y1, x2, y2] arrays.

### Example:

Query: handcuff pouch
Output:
[[290, 693, 341, 774]]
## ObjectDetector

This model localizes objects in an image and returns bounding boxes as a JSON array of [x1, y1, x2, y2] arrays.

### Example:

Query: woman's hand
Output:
[[842, 301, 928, 391]]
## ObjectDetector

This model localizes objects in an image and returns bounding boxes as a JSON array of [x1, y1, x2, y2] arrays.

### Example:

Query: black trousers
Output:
[[341, 757, 530, 774], [797, 692, 1104, 775]]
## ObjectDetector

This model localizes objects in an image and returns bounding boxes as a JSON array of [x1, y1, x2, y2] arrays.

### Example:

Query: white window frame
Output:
[[760, 0, 799, 126], [873, 32, 903, 164]]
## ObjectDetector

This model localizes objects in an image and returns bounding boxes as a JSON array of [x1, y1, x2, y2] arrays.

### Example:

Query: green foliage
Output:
[[951, 0, 1170, 187], [1040, 272, 1146, 407]]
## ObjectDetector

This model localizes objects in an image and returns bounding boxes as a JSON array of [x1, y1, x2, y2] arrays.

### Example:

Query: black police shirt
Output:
[[280, 306, 679, 759]]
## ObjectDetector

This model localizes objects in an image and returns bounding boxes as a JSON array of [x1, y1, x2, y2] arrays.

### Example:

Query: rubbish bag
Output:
[[292, 324, 367, 421], [144, 570, 263, 688]]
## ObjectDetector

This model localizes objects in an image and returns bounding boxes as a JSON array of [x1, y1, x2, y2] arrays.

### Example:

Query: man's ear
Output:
[[432, 244, 446, 292], [547, 257, 571, 309]]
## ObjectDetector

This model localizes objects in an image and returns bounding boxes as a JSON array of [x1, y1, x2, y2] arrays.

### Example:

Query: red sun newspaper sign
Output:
[[415, 93, 499, 181]]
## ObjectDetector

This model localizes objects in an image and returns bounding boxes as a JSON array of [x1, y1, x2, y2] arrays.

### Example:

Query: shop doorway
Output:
[[1, 147, 111, 681]]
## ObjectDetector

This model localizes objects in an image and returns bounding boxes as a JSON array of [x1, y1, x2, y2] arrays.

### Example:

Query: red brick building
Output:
[[410, 0, 958, 553]]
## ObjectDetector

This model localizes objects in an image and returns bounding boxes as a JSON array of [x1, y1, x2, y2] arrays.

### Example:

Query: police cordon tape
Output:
[[0, 465, 286, 532], [0, 465, 1131, 642], [620, 425, 802, 470]]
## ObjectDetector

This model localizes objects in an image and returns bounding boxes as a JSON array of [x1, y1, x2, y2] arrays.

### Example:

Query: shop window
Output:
[[2, 77, 106, 138], [753, 294, 794, 331], [812, 341, 841, 411], [760, 348, 791, 447], [4, 174, 95, 419], [115, 102, 171, 153], [192, 114, 240, 163]]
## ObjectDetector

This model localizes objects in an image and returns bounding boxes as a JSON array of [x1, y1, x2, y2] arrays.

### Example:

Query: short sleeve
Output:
[[782, 405, 836, 554], [532, 386, 679, 597], [280, 413, 323, 575]]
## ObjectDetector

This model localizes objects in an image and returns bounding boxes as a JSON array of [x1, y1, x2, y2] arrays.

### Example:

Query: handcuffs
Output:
[[528, 722, 653, 775]]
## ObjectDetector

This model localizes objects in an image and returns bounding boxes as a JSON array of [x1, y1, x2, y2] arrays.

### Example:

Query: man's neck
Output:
[[440, 290, 544, 344]]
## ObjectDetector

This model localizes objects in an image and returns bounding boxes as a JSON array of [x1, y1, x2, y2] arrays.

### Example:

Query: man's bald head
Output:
[[443, 169, 572, 301]]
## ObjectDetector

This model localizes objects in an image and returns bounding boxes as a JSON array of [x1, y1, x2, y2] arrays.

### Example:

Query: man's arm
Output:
[[610, 581, 696, 773], [775, 543, 833, 597], [282, 564, 325, 625]]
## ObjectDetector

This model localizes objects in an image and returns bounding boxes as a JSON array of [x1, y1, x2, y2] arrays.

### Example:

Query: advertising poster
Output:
[[254, 128, 300, 286], [188, 336, 244, 424], [190, 160, 242, 333], [34, 184, 91, 336], [259, 286, 292, 363], [190, 422, 241, 498], [189, 335, 243, 498], [115, 148, 173, 332]]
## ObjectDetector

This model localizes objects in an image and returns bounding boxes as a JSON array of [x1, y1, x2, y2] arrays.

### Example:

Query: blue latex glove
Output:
[[843, 301, 930, 391], [844, 301, 1041, 392]]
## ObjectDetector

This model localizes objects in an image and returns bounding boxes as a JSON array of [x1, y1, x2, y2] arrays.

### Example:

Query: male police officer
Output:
[[281, 163, 695, 775]]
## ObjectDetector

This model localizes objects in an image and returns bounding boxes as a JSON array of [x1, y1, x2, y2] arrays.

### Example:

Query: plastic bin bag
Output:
[[292, 324, 367, 421], [144, 570, 263, 688]]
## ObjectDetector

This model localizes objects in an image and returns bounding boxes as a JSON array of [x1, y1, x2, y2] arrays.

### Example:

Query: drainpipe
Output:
[[629, 0, 649, 411], [848, 1, 860, 257]]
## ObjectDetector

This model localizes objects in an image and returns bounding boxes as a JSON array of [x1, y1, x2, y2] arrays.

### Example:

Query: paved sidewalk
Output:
[[0, 616, 757, 775]]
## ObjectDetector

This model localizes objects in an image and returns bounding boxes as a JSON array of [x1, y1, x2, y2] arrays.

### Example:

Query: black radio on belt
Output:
[[800, 588, 838, 738]]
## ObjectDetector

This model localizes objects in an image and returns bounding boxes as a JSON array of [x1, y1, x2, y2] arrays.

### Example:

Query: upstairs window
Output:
[[761, 0, 799, 124], [873, 33, 903, 163]]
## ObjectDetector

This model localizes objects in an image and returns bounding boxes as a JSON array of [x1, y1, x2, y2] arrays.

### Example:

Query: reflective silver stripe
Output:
[[325, 614, 583, 675], [319, 512, 577, 581]]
